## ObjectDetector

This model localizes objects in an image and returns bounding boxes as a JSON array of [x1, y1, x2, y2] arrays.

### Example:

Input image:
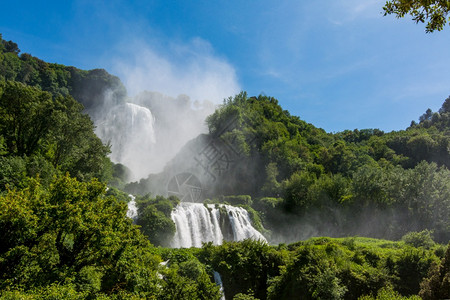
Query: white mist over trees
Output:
[[94, 92, 216, 180], [111, 38, 240, 102], [92, 38, 240, 181]]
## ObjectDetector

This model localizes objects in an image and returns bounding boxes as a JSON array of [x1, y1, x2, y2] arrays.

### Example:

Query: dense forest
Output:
[[0, 34, 449, 299], [202, 92, 450, 244], [127, 91, 450, 245]]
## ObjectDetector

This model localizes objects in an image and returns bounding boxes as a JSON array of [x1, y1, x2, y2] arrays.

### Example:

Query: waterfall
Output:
[[126, 195, 138, 220], [95, 102, 156, 180], [170, 202, 266, 248], [213, 271, 226, 300]]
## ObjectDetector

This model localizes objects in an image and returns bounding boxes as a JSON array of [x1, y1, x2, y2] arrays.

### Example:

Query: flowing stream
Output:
[[213, 271, 226, 300]]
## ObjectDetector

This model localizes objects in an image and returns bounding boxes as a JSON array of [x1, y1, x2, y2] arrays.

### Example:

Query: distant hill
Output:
[[0, 34, 126, 115]]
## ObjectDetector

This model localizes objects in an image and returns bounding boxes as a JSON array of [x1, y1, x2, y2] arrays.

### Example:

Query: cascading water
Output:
[[170, 202, 267, 248], [104, 102, 267, 249], [95, 102, 156, 180], [126, 195, 138, 220]]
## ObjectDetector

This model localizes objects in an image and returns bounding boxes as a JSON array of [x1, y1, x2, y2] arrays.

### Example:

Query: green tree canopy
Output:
[[0, 80, 112, 185], [383, 0, 450, 32]]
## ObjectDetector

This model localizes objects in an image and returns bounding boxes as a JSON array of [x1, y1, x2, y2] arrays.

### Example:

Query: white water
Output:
[[171, 202, 266, 248], [126, 195, 138, 220], [95, 102, 156, 180], [213, 271, 226, 300]]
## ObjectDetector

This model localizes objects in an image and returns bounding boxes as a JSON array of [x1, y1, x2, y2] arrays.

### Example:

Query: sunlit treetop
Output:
[[383, 0, 450, 32]]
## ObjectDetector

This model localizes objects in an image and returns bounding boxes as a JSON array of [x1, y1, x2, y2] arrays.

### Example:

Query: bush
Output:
[[401, 230, 435, 249], [419, 243, 450, 300], [267, 246, 347, 300], [359, 286, 421, 300], [233, 292, 259, 300], [136, 205, 176, 247], [222, 195, 253, 206]]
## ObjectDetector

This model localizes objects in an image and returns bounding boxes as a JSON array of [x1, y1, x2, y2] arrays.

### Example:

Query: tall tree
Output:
[[0, 81, 54, 156], [419, 243, 450, 299]]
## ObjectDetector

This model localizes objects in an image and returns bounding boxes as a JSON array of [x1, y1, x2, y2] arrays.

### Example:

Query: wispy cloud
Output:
[[327, 0, 381, 24]]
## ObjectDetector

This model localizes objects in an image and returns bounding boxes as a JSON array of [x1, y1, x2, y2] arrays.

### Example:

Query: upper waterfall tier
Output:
[[171, 202, 266, 248], [95, 103, 156, 180]]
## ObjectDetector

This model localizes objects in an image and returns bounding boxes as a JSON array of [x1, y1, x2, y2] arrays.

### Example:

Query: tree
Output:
[[0, 81, 112, 183], [0, 174, 163, 296], [383, 0, 450, 32], [201, 239, 283, 300], [267, 246, 347, 300], [261, 162, 281, 196], [282, 171, 316, 213], [439, 96, 450, 113], [0, 34, 20, 54], [0, 81, 54, 156], [136, 205, 176, 247], [419, 243, 450, 300], [401, 230, 435, 249], [47, 93, 112, 182]]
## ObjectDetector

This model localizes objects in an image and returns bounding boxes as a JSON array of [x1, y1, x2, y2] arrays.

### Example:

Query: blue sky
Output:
[[1, 0, 450, 132]]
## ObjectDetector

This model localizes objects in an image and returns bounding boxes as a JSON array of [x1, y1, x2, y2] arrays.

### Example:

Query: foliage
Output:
[[108, 163, 132, 189], [401, 230, 435, 249], [104, 186, 131, 203], [281, 171, 317, 213], [195, 237, 440, 300], [0, 80, 112, 185], [267, 246, 348, 300], [0, 81, 54, 156], [0, 34, 126, 108], [223, 195, 253, 206], [359, 286, 421, 300], [394, 246, 436, 295], [0, 174, 164, 297], [419, 243, 450, 300], [162, 258, 222, 300], [233, 293, 259, 300], [0, 36, 449, 299], [155, 248, 223, 300], [200, 239, 286, 300], [134, 195, 179, 246], [383, 0, 450, 32], [203, 92, 450, 243]]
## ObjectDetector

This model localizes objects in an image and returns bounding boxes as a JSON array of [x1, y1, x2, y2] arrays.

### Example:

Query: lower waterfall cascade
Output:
[[170, 202, 267, 248]]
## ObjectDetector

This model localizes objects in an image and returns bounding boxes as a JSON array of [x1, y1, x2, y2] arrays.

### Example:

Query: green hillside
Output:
[[0, 35, 449, 299]]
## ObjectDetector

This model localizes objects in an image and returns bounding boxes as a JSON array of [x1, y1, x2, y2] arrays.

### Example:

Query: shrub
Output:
[[401, 230, 435, 249]]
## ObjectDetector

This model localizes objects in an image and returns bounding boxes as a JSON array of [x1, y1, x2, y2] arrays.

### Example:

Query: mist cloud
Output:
[[111, 37, 240, 103], [93, 37, 241, 181]]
